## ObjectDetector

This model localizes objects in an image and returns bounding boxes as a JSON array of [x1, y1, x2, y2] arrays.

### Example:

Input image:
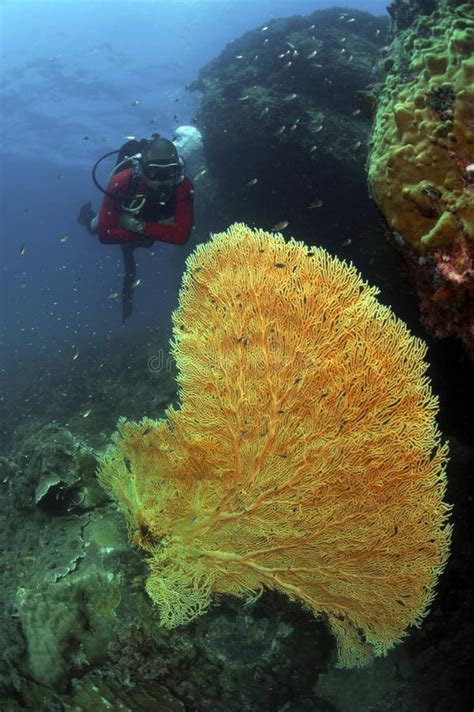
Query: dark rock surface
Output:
[[190, 7, 389, 242]]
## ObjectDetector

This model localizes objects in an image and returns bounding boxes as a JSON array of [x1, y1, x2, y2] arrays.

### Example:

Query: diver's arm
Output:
[[98, 169, 138, 244], [142, 178, 194, 245]]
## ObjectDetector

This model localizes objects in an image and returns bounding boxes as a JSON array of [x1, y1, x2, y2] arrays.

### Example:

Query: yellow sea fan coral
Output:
[[98, 223, 452, 668]]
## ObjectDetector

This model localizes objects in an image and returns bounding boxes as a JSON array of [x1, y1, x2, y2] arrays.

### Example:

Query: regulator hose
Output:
[[92, 149, 138, 200]]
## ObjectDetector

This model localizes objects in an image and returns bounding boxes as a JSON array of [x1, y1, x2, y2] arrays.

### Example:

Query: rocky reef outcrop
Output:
[[368, 0, 474, 356], [190, 7, 389, 241]]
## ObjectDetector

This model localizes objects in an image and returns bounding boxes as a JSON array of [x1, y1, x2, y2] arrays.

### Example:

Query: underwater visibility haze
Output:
[[0, 0, 473, 710]]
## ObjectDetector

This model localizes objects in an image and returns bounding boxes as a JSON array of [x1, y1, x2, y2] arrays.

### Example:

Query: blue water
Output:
[[0, 0, 388, 401]]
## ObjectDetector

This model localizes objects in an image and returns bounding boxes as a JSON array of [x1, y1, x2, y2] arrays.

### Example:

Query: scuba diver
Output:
[[78, 134, 194, 322]]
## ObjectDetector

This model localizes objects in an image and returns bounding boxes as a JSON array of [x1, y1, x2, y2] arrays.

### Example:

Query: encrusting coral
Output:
[[98, 224, 452, 668], [369, 1, 473, 252], [368, 0, 474, 354]]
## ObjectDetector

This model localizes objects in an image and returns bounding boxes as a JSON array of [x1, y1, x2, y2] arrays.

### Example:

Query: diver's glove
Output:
[[119, 213, 145, 235]]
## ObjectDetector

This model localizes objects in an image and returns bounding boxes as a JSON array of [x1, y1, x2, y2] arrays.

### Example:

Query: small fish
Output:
[[290, 122, 299, 131], [259, 107, 270, 117], [57, 173, 63, 180], [239, 95, 250, 101], [347, 17, 355, 22], [107, 292, 119, 300], [59, 235, 68, 243], [308, 199, 323, 209], [263, 38, 269, 44], [348, 54, 354, 61], [131, 100, 139, 106], [72, 350, 79, 360], [131, 279, 141, 289], [261, 25, 268, 31], [124, 135, 136, 140], [274, 125, 286, 136], [309, 145, 318, 153], [193, 168, 207, 181], [340, 48, 346, 54], [278, 53, 286, 59], [20, 244, 26, 256], [292, 50, 299, 57], [83, 135, 89, 140], [342, 238, 352, 246], [314, 124, 324, 133], [283, 61, 292, 68], [284, 93, 298, 101], [309, 24, 315, 29], [271, 220, 289, 231], [246, 178, 258, 187], [375, 29, 381, 36], [353, 140, 362, 150], [235, 55, 243, 59], [307, 50, 318, 59], [351, 109, 361, 117], [286, 42, 295, 49], [341, 37, 346, 42], [82, 408, 92, 418]]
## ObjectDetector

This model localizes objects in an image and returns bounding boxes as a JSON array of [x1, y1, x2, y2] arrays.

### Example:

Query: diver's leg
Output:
[[120, 244, 136, 323], [133, 238, 154, 249], [120, 241, 152, 322]]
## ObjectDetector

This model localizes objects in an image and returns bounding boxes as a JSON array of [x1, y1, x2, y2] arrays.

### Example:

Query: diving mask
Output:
[[142, 159, 182, 183]]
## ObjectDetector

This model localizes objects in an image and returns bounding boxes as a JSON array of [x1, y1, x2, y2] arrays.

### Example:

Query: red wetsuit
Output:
[[98, 167, 193, 245]]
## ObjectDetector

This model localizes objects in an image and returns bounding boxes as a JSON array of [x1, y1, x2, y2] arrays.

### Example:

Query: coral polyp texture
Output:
[[98, 224, 451, 669], [368, 0, 474, 355]]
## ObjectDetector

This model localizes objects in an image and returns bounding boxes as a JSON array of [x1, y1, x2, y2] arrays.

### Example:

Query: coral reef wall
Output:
[[368, 0, 474, 355]]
